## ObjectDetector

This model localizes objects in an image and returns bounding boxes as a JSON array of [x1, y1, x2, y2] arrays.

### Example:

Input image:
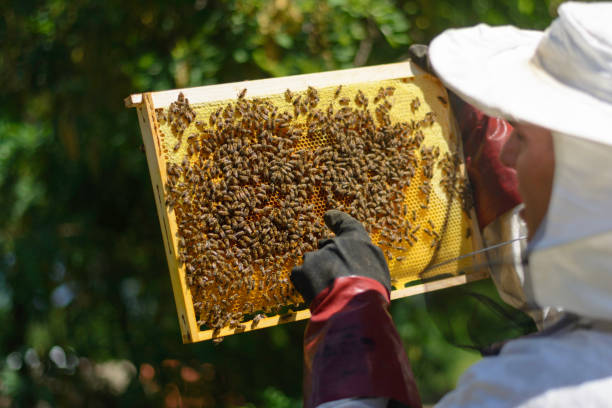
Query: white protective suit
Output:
[[434, 131, 612, 407], [432, 3, 612, 404]]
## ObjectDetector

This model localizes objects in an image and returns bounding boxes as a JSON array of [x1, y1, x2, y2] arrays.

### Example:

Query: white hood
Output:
[[526, 132, 612, 321], [427, 2, 612, 321]]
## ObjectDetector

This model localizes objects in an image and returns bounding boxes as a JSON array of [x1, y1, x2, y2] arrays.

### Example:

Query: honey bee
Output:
[[284, 89, 293, 103], [373, 87, 385, 104], [355, 89, 367, 107], [155, 108, 168, 123], [334, 85, 342, 99]]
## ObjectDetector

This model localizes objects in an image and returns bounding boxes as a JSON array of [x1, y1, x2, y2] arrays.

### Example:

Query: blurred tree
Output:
[[0, 0, 558, 406]]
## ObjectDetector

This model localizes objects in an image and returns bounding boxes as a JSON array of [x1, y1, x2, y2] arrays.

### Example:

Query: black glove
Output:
[[408, 43, 432, 73], [290, 210, 391, 305]]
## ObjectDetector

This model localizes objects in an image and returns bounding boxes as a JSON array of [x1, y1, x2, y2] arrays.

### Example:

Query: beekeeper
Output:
[[290, 2, 612, 407]]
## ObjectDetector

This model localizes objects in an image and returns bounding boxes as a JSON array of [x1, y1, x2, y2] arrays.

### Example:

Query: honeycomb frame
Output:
[[126, 62, 489, 343]]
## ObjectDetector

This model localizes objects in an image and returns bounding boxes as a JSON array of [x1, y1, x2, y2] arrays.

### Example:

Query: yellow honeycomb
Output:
[[156, 74, 475, 325]]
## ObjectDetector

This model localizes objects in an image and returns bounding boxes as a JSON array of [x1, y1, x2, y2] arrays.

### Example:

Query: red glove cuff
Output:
[[457, 103, 522, 228], [309, 275, 390, 317], [304, 276, 421, 408]]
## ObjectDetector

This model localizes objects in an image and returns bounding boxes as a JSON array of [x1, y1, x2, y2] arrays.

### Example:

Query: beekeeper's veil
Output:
[[429, 2, 612, 323]]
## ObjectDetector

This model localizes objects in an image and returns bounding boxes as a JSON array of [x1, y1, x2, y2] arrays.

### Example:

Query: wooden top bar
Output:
[[124, 61, 422, 109]]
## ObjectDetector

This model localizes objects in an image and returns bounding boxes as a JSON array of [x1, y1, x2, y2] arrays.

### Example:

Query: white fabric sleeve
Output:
[[317, 397, 389, 408], [435, 329, 612, 407]]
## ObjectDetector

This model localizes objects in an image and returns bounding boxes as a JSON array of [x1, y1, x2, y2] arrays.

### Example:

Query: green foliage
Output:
[[1, 0, 556, 406]]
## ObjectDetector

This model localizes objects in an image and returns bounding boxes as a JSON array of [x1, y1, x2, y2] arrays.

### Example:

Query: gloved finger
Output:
[[301, 250, 317, 265], [289, 264, 303, 286], [317, 237, 334, 249], [290, 265, 315, 304], [408, 43, 431, 73], [324, 210, 370, 241]]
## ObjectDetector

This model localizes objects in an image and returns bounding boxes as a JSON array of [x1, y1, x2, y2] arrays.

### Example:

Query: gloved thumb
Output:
[[290, 265, 316, 305], [323, 210, 369, 241]]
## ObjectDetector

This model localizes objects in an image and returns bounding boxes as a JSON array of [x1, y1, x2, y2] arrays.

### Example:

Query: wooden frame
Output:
[[126, 62, 489, 343]]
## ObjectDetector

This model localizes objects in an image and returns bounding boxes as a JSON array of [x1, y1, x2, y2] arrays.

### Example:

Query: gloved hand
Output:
[[293, 210, 421, 408], [291, 210, 391, 304]]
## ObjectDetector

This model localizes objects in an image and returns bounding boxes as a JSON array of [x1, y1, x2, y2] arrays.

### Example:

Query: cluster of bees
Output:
[[437, 150, 473, 218], [155, 92, 196, 137], [156, 83, 472, 333]]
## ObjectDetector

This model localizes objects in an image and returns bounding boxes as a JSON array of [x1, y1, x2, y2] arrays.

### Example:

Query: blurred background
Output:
[[1, 0, 562, 406]]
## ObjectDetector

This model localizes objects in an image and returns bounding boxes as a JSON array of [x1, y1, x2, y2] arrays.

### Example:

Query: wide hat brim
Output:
[[429, 24, 612, 146]]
